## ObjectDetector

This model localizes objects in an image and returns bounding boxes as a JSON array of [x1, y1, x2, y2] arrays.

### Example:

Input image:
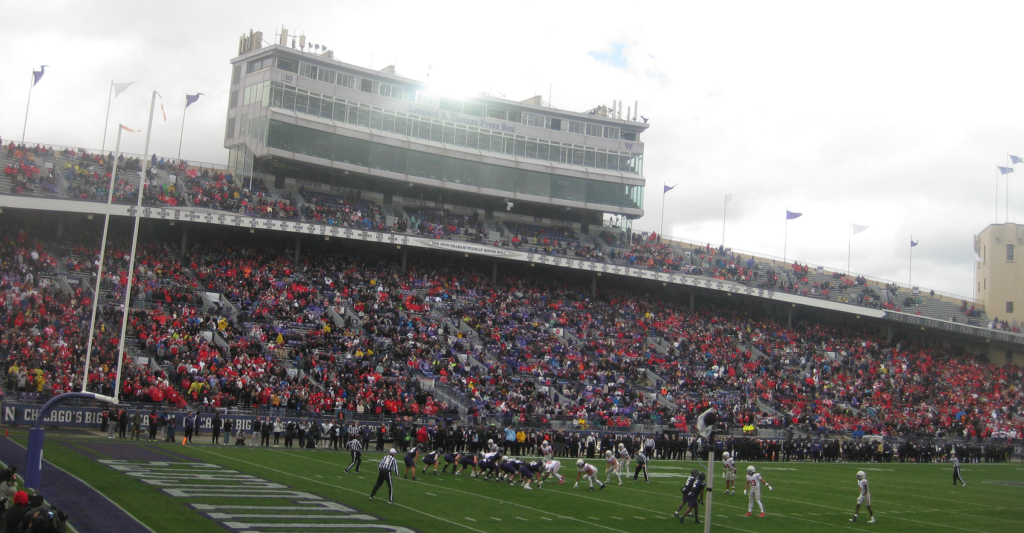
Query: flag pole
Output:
[[1007, 154, 1010, 223], [995, 167, 1003, 223], [847, 222, 851, 276], [101, 81, 114, 152], [113, 91, 157, 401], [660, 181, 667, 237], [21, 72, 35, 145], [784, 207, 789, 263], [81, 125, 128, 392], [176, 97, 188, 162], [721, 195, 728, 247], [909, 235, 913, 288]]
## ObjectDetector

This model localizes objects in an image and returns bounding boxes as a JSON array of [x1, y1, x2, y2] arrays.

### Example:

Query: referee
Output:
[[633, 450, 649, 482], [370, 448, 399, 503], [345, 436, 363, 473], [952, 452, 966, 486]]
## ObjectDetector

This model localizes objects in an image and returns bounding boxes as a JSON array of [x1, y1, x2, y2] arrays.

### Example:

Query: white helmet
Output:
[[576, 459, 585, 468], [543, 440, 549, 445], [605, 450, 614, 458], [617, 443, 625, 450], [722, 452, 730, 459], [856, 471, 866, 480], [746, 465, 756, 474], [488, 439, 494, 445]]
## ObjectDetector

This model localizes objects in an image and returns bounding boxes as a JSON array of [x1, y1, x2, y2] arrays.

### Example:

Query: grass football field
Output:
[[15, 431, 1024, 533]]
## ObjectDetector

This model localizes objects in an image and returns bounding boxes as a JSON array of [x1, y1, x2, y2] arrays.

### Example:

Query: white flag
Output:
[[113, 81, 135, 98], [724, 194, 734, 206], [975, 253, 983, 262], [851, 223, 869, 235]]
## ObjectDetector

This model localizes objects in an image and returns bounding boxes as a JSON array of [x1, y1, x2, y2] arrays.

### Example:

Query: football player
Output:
[[744, 465, 772, 517], [539, 460, 565, 484], [540, 439, 553, 460], [679, 472, 707, 524], [574, 459, 606, 491], [421, 450, 441, 475], [441, 452, 462, 473], [402, 447, 420, 481], [849, 470, 875, 523], [616, 442, 631, 474], [604, 450, 622, 485], [455, 453, 478, 476], [722, 451, 737, 495], [520, 460, 543, 489], [674, 469, 699, 518]]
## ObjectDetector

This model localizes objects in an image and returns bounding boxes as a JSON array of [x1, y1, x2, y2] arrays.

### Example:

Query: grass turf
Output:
[[16, 432, 1024, 533]]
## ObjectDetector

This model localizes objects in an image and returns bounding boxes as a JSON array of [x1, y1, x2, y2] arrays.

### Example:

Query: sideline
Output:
[[0, 437, 154, 533]]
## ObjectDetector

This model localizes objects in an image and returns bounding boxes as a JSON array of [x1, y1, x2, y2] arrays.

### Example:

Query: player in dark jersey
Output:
[[679, 472, 707, 524], [479, 452, 502, 480], [674, 469, 699, 518], [500, 457, 521, 483], [441, 452, 462, 473], [421, 450, 441, 475], [403, 447, 420, 481], [520, 460, 543, 489], [456, 453, 479, 476]]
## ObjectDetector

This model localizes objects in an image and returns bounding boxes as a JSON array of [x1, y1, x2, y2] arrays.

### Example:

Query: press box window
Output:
[[1007, 244, 1014, 261], [1007, 302, 1014, 313]]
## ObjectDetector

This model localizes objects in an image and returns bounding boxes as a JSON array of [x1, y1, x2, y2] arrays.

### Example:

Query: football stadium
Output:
[[1, 10, 1023, 533]]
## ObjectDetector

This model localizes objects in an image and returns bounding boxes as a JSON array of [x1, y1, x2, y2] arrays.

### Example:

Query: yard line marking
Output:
[[191, 448, 489, 533], [266, 449, 628, 533], [515, 517, 528, 521], [589, 517, 602, 521], [425, 492, 436, 496], [611, 516, 622, 520], [464, 517, 475, 522], [540, 517, 552, 521], [633, 516, 645, 520], [490, 517, 502, 521]]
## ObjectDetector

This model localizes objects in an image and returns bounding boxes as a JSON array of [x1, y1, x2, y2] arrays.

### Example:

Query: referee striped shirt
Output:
[[347, 439, 363, 452], [379, 454, 399, 474], [635, 451, 648, 464], [952, 457, 960, 469]]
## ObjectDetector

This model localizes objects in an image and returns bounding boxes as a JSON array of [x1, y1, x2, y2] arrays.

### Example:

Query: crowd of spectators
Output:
[[1, 214, 1021, 443], [405, 206, 483, 240], [301, 189, 387, 230]]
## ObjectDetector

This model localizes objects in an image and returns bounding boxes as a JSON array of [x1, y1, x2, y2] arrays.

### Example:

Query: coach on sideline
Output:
[[370, 449, 399, 504]]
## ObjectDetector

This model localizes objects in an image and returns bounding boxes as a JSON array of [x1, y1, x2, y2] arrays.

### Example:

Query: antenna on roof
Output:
[[427, 65, 433, 82]]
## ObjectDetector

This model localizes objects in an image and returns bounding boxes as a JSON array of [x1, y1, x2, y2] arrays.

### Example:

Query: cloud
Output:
[[588, 39, 669, 88], [588, 42, 629, 70]]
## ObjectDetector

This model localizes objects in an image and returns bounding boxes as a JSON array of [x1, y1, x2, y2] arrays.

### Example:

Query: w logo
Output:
[[624, 142, 633, 151]]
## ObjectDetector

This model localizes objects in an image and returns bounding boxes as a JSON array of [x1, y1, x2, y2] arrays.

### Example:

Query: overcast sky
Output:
[[1, 1, 1019, 301]]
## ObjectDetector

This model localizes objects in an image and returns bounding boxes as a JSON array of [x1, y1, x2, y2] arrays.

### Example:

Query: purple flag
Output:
[[1011, 155, 1023, 165], [998, 166, 1014, 175], [664, 184, 677, 193], [911, 239, 918, 247], [32, 65, 48, 86], [786, 210, 802, 220], [186, 93, 205, 108]]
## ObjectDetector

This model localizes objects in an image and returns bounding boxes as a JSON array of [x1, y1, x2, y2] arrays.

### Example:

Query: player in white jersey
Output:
[[574, 459, 606, 491], [603, 450, 622, 485], [487, 439, 499, 453], [616, 443, 631, 474], [540, 440, 553, 460], [744, 465, 772, 517], [951, 452, 966, 486], [849, 471, 875, 523], [539, 460, 565, 484], [722, 452, 737, 495]]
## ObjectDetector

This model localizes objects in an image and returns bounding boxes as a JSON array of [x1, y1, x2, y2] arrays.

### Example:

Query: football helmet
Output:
[[746, 466, 756, 474]]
